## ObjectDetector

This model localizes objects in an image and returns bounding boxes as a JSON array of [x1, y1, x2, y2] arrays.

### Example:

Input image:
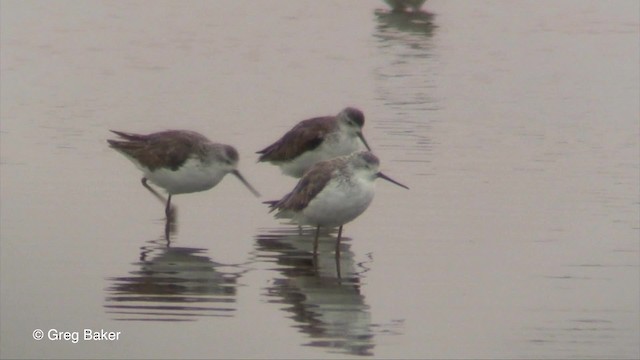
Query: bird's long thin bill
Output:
[[377, 172, 409, 190], [232, 170, 261, 197], [357, 132, 372, 151]]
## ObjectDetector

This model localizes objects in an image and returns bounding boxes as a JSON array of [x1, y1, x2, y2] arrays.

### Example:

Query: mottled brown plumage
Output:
[[108, 130, 217, 171], [257, 116, 336, 162], [270, 159, 339, 213]]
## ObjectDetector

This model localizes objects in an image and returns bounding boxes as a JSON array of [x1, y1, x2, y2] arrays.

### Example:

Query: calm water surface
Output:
[[1, 1, 638, 358]]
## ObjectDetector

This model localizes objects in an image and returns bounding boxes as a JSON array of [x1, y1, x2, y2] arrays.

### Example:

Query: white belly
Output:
[[144, 158, 226, 195], [296, 179, 375, 227]]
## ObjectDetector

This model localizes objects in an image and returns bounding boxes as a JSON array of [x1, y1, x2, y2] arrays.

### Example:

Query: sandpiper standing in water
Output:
[[108, 130, 260, 217], [268, 151, 408, 256], [257, 107, 372, 178]]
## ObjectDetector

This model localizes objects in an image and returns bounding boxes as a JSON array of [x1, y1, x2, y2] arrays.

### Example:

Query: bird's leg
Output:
[[313, 226, 321, 255], [165, 194, 173, 218], [335, 253, 342, 281], [140, 177, 175, 217], [141, 177, 166, 203], [335, 225, 343, 259]]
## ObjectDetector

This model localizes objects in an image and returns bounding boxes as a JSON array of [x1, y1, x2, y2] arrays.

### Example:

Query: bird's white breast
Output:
[[296, 176, 375, 227], [145, 157, 227, 195]]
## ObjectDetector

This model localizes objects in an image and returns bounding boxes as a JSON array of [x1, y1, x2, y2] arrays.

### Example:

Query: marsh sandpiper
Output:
[[257, 107, 372, 178], [268, 151, 408, 256], [108, 130, 260, 217]]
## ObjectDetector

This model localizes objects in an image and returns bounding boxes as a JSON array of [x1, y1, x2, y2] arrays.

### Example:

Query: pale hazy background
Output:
[[1, 1, 638, 358]]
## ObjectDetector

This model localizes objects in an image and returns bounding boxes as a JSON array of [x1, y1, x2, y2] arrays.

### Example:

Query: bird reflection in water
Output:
[[254, 227, 403, 357], [104, 228, 246, 322], [373, 3, 438, 162], [163, 208, 177, 243]]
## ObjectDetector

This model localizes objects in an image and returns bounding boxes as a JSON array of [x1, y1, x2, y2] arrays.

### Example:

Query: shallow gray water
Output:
[[1, 1, 638, 358]]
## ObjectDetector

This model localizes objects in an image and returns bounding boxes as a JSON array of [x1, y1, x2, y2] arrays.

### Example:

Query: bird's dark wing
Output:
[[272, 159, 337, 214], [257, 117, 335, 162], [108, 130, 201, 171]]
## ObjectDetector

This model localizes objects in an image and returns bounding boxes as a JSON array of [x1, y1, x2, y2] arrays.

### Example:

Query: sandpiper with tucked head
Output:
[[268, 151, 408, 256], [257, 107, 372, 178], [108, 130, 260, 217]]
